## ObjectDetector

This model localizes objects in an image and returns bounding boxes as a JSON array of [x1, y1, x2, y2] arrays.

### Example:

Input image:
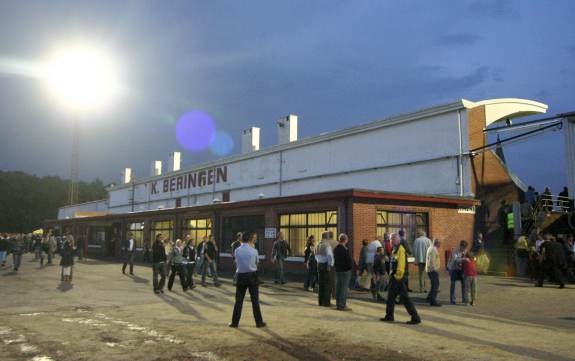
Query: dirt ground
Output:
[[1, 254, 574, 361]]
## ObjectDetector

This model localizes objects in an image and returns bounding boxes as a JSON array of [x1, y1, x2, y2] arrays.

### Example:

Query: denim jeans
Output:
[[201, 260, 219, 285], [185, 263, 196, 288], [450, 270, 467, 303], [335, 270, 351, 309], [0, 251, 6, 264], [152, 262, 166, 291], [304, 263, 317, 289], [275, 259, 286, 283], [427, 271, 440, 304], [12, 253, 22, 271]]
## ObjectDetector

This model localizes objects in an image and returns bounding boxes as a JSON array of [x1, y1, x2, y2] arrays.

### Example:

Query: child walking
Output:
[[462, 251, 478, 306], [372, 247, 388, 302]]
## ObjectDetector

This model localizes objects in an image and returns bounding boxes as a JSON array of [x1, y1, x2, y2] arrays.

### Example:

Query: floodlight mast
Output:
[[68, 117, 79, 205], [44, 44, 122, 206]]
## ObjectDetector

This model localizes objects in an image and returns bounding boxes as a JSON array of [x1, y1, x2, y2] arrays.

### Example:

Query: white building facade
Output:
[[58, 98, 548, 219]]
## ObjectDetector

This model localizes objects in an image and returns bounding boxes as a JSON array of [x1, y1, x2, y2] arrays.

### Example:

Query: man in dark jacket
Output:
[[198, 236, 221, 287], [11, 235, 26, 272], [537, 234, 566, 288], [152, 233, 167, 294], [333, 233, 353, 311], [272, 232, 291, 284], [122, 232, 135, 275], [0, 234, 9, 268]]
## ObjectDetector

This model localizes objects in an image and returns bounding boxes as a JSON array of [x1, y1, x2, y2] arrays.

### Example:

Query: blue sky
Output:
[[0, 1, 573, 193]]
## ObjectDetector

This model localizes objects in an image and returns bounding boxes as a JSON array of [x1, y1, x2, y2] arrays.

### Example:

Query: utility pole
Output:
[[68, 117, 79, 205]]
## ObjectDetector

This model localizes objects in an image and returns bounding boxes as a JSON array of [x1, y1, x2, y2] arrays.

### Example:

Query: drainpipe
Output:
[[457, 110, 464, 196], [279, 151, 283, 197]]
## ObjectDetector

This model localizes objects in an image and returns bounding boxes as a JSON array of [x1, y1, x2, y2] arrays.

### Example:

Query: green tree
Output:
[[0, 171, 107, 233]]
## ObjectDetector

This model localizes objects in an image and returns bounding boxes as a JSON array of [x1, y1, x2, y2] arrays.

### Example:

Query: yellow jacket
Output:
[[393, 245, 407, 281]]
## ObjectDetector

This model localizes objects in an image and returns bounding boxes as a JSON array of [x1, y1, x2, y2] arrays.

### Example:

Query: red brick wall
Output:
[[350, 202, 474, 266], [468, 105, 523, 243]]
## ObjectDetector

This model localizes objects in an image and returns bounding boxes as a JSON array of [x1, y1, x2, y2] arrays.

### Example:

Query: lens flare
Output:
[[176, 111, 216, 152], [209, 131, 234, 156]]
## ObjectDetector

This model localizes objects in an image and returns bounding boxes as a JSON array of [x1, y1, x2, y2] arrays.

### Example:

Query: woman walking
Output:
[[168, 239, 188, 292], [303, 235, 317, 291], [60, 239, 75, 283]]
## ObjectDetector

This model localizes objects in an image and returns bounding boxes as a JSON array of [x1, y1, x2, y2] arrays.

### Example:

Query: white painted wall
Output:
[[59, 103, 474, 219]]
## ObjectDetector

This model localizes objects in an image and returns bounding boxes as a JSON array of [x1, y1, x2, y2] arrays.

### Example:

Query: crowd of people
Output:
[[514, 231, 575, 288], [3, 219, 573, 329], [0, 232, 78, 283]]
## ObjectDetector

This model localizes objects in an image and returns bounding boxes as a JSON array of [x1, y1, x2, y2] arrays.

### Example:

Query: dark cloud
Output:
[[0, 0, 573, 195], [440, 34, 483, 46]]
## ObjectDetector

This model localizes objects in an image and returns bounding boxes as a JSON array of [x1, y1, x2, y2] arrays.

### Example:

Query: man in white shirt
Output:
[[316, 231, 334, 307], [425, 239, 441, 306], [230, 231, 265, 328], [413, 231, 432, 293], [122, 232, 135, 275]]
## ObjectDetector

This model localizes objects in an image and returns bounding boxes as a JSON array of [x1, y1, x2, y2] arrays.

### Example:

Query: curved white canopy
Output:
[[463, 98, 548, 127]]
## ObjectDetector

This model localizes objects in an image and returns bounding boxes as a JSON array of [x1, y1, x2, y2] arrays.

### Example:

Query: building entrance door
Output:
[[106, 223, 121, 257], [221, 215, 265, 253]]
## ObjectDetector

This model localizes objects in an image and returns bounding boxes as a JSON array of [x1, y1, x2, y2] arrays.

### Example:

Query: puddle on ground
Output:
[[31, 356, 56, 361], [20, 343, 39, 353]]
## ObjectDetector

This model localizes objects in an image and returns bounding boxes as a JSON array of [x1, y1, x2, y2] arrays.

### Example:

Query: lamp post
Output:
[[44, 43, 122, 206]]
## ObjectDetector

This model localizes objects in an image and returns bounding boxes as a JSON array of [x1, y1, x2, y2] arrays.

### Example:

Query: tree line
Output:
[[0, 171, 107, 233]]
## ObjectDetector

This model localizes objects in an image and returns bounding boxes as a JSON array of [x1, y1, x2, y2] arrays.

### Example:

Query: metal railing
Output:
[[522, 194, 574, 235]]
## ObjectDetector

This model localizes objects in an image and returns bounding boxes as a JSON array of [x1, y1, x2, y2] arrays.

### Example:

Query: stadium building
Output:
[[45, 98, 548, 273]]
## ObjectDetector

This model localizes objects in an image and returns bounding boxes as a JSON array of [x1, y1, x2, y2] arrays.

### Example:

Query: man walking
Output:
[[47, 233, 57, 265], [426, 239, 441, 306], [272, 232, 291, 284], [381, 233, 421, 324], [152, 234, 167, 294], [11, 235, 25, 272], [413, 230, 432, 293], [334, 233, 353, 311], [536, 234, 566, 288], [198, 236, 221, 287], [168, 239, 188, 292], [122, 232, 135, 275], [39, 236, 48, 267], [448, 240, 468, 304], [229, 231, 265, 328], [0, 234, 9, 268], [316, 231, 334, 307]]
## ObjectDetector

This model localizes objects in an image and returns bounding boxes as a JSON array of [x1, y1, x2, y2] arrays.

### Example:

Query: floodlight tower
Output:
[[44, 43, 122, 206], [68, 118, 80, 205]]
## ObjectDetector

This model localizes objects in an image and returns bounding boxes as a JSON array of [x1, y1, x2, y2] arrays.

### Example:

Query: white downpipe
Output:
[[564, 117, 575, 200], [457, 110, 464, 196]]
